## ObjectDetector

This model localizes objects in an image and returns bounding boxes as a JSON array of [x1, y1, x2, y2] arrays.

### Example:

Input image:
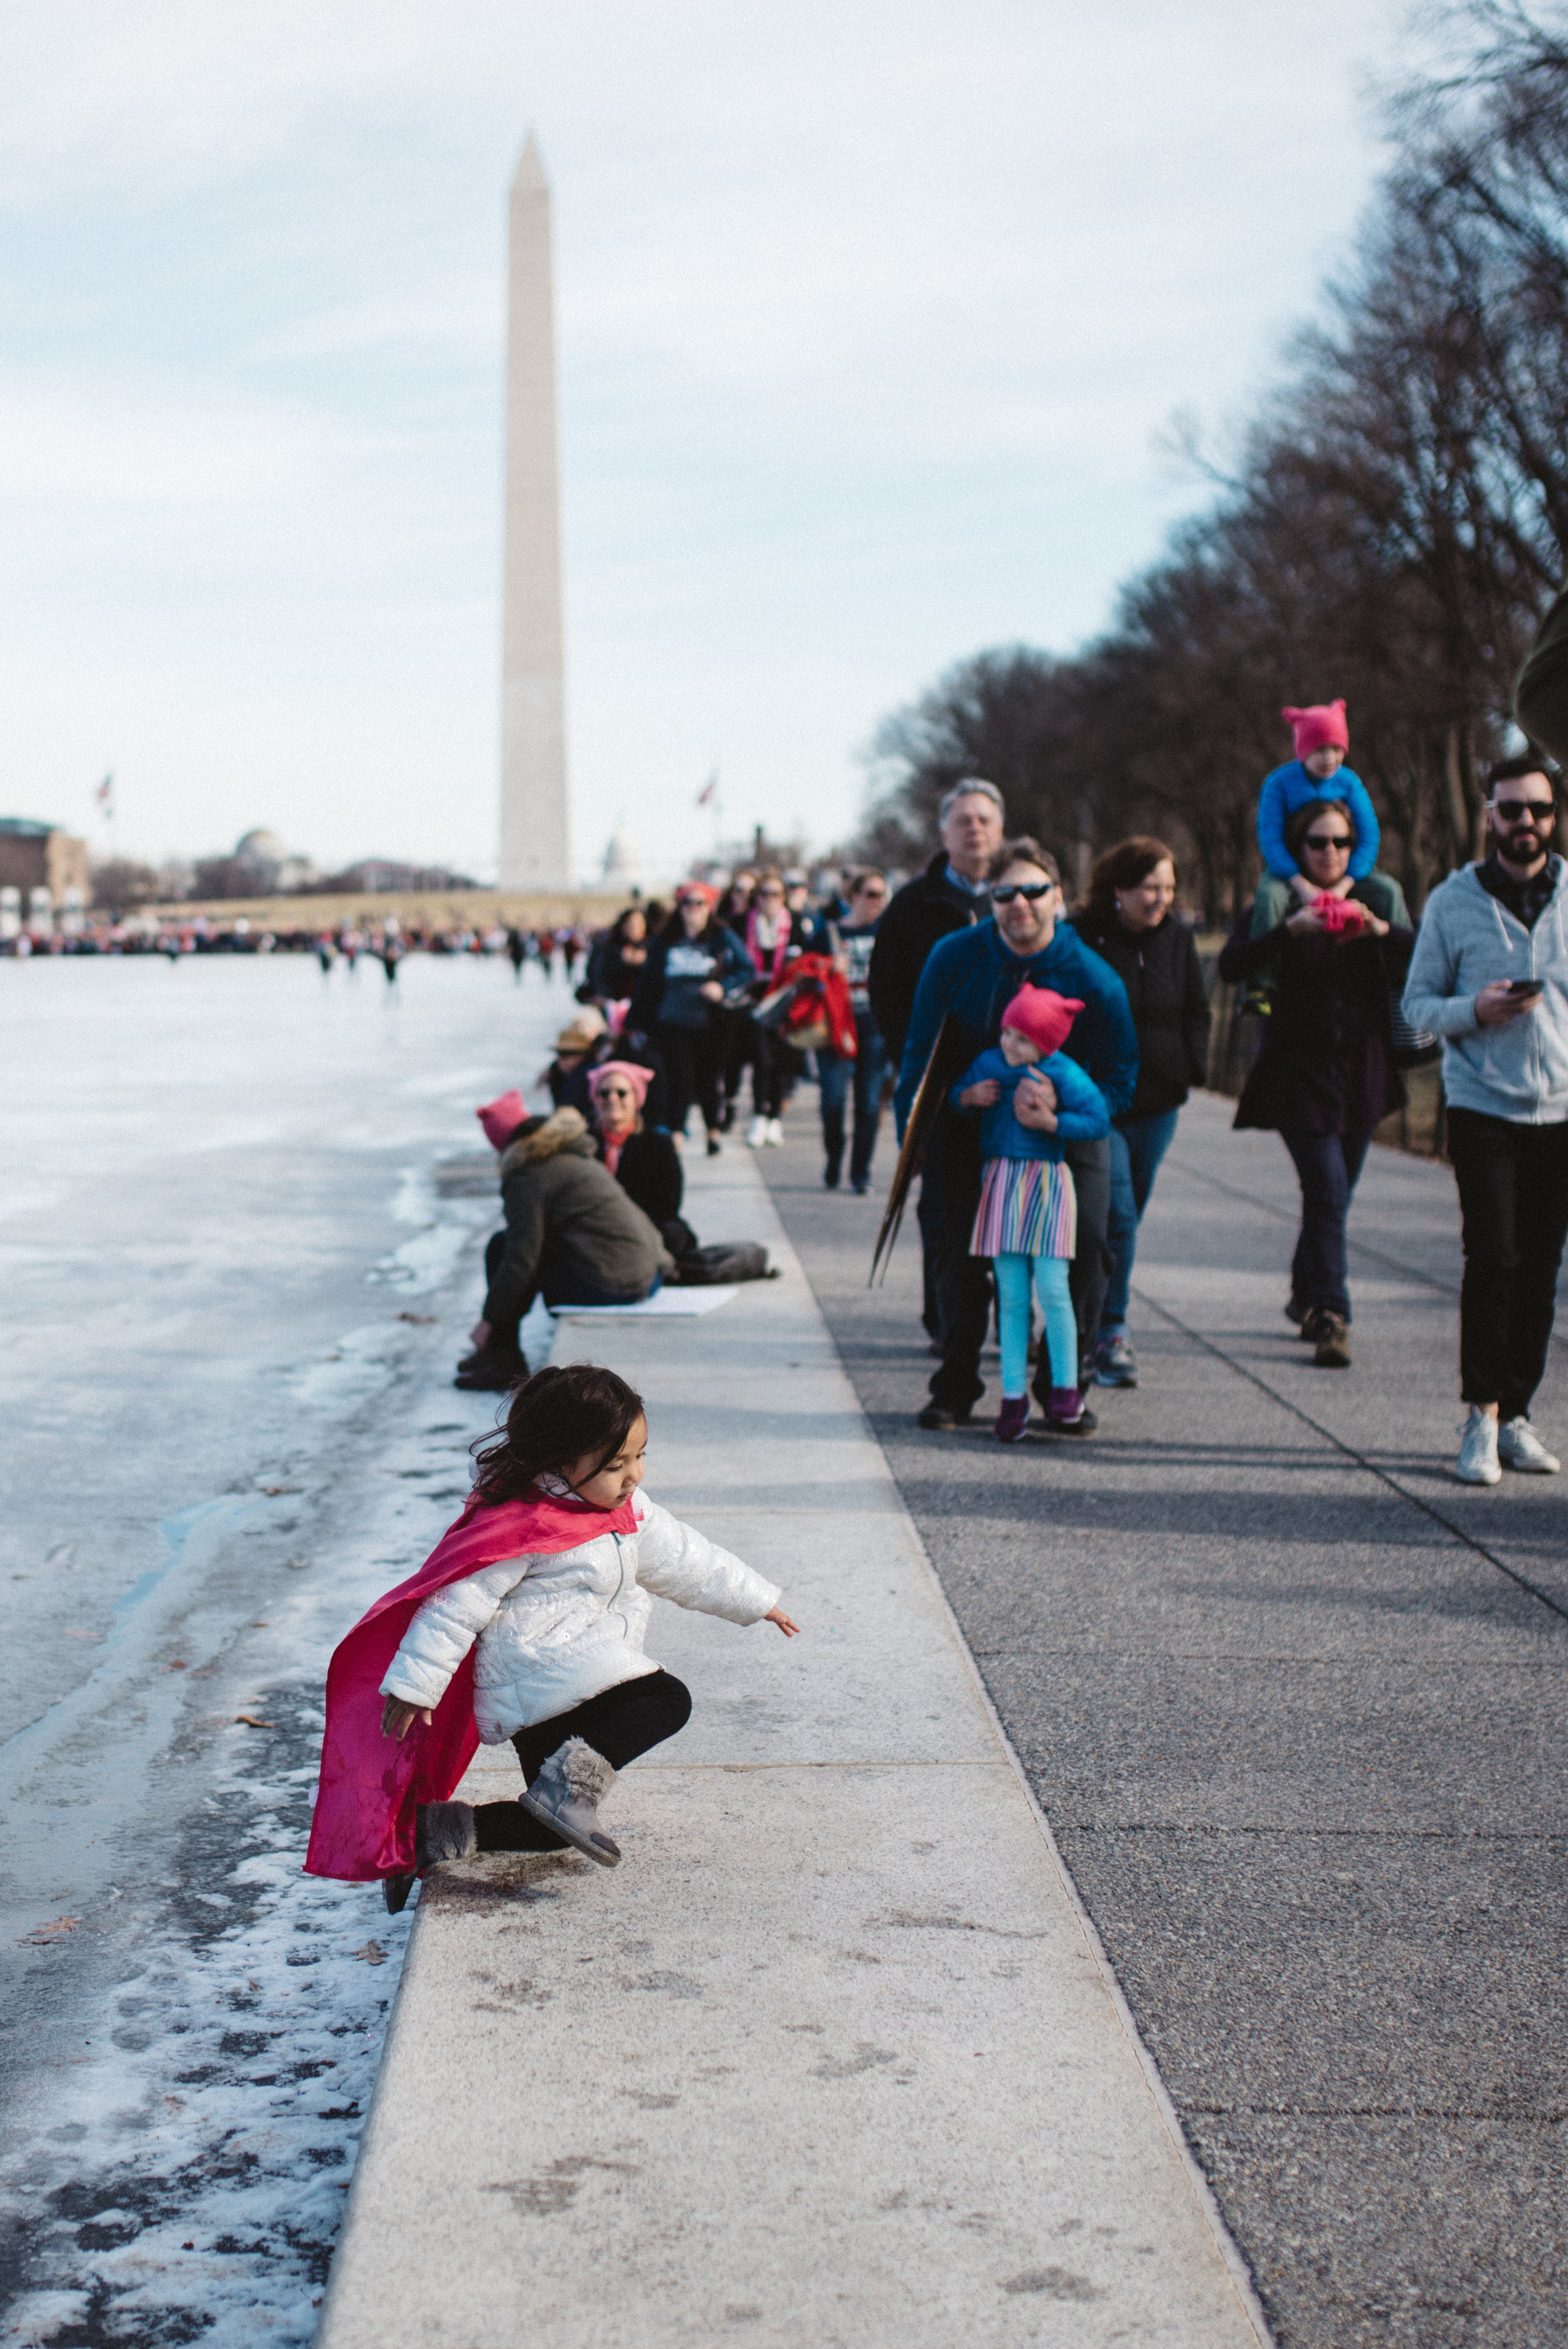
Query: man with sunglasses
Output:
[[894, 837, 1138, 1431], [1404, 753, 1568, 1483]]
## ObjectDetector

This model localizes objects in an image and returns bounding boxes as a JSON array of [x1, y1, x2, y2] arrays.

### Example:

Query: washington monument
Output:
[[499, 135, 570, 890]]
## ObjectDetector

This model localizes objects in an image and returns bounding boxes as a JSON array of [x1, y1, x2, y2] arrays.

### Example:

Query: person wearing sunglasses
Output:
[[1404, 751, 1568, 1483], [1219, 799, 1415, 1370], [894, 836, 1139, 1433]]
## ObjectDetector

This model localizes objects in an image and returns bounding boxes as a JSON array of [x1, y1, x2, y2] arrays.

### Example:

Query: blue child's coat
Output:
[[951, 1047, 1110, 1162], [1256, 760, 1380, 881]]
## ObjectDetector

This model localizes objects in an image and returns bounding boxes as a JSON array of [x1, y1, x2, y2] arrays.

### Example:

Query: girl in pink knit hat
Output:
[[950, 985, 1110, 1440]]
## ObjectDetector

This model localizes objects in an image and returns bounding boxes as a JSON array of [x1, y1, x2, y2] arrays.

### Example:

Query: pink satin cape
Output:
[[304, 1486, 639, 1881]]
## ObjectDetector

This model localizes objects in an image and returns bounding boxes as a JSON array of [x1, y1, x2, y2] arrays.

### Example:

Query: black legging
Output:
[[752, 1026, 803, 1117], [473, 1668, 692, 1852], [656, 1021, 723, 1138]]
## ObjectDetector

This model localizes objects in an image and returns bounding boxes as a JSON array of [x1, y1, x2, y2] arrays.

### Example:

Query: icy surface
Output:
[[0, 954, 566, 2345]]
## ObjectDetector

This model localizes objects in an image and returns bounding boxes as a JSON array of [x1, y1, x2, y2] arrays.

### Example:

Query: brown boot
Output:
[[1313, 1312, 1351, 1368]]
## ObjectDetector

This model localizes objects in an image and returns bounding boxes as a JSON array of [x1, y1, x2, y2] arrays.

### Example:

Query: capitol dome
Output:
[[600, 826, 642, 887], [235, 829, 291, 867]]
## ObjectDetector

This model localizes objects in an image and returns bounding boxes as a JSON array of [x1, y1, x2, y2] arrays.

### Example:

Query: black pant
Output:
[[657, 1021, 722, 1138], [1062, 1135, 1111, 1379], [1446, 1108, 1568, 1421], [1279, 1130, 1372, 1322], [751, 1026, 803, 1118], [473, 1669, 692, 1852]]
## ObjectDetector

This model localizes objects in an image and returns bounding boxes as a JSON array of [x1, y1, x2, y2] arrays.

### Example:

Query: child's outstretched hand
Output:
[[381, 1696, 434, 1738], [765, 1606, 802, 1638]]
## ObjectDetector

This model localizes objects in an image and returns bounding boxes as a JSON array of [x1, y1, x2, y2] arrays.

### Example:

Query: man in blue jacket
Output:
[[896, 835, 1138, 1430]]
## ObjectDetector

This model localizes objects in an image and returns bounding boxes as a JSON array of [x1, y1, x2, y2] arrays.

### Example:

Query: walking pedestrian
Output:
[[894, 837, 1137, 1431], [1069, 839, 1211, 1387], [629, 884, 751, 1154], [584, 908, 649, 1007], [1402, 753, 1568, 1483], [869, 780, 1007, 1344], [506, 927, 526, 983], [1219, 801, 1414, 1369], [950, 986, 1110, 1438], [305, 1363, 799, 1910], [738, 872, 805, 1147], [817, 869, 891, 1192]]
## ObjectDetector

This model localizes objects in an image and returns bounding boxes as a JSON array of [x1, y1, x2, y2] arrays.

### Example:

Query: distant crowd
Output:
[[464, 687, 1568, 1494]]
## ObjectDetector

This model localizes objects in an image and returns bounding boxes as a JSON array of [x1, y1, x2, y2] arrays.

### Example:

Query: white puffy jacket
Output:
[[379, 1487, 780, 1740]]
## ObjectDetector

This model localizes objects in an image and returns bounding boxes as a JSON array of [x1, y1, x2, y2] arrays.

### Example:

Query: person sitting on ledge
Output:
[[457, 1096, 673, 1392], [590, 1062, 687, 1254]]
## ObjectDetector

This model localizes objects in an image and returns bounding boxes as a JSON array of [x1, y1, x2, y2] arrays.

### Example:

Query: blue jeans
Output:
[[1279, 1130, 1372, 1322], [817, 1014, 888, 1186], [1099, 1110, 1180, 1336]]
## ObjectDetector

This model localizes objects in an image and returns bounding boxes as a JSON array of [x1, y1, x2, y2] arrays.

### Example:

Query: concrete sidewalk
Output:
[[316, 1145, 1265, 2348], [756, 1087, 1568, 2349]]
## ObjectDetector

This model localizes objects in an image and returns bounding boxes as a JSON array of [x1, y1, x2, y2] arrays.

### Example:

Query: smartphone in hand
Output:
[[1507, 978, 1545, 999]]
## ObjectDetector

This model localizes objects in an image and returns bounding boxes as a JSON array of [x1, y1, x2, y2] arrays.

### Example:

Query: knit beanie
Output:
[[590, 1059, 652, 1108], [476, 1089, 527, 1150], [1281, 700, 1349, 758], [1000, 986, 1083, 1058]]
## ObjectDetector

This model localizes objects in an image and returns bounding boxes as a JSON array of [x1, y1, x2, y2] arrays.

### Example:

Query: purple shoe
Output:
[[1045, 1385, 1091, 1434], [995, 1395, 1030, 1443]]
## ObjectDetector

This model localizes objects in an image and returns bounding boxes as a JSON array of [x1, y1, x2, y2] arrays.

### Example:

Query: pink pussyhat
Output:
[[590, 1059, 652, 1108], [1281, 700, 1349, 758], [1000, 986, 1083, 1059], [475, 1089, 527, 1150]]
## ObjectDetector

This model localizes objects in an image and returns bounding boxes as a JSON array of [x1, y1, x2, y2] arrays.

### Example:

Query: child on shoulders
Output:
[[1248, 701, 1381, 1014], [951, 985, 1110, 1440]]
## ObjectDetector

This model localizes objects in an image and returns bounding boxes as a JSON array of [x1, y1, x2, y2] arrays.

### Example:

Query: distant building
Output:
[[234, 828, 316, 893], [0, 818, 90, 937], [600, 825, 642, 892]]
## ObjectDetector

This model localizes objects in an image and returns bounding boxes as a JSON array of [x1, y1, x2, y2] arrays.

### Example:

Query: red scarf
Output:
[[304, 1485, 638, 1880]]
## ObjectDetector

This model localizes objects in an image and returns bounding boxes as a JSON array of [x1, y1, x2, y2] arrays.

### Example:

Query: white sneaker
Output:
[[1455, 1406, 1501, 1486], [765, 1118, 783, 1146], [1498, 1416, 1561, 1474], [745, 1116, 768, 1149]]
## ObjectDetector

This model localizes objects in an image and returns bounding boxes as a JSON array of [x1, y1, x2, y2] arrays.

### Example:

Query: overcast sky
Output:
[[0, 0, 1417, 883]]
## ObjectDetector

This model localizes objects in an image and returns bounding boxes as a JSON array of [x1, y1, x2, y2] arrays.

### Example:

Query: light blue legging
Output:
[[993, 1252, 1078, 1396]]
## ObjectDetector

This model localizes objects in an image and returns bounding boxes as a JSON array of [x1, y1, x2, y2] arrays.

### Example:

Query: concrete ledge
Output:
[[316, 1144, 1264, 2348]]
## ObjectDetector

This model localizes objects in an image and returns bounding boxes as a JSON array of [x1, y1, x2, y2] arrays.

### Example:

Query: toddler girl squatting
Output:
[[305, 1364, 798, 1911], [951, 985, 1110, 1442]]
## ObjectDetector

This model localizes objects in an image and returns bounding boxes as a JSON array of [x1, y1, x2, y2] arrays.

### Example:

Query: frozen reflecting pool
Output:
[[0, 950, 565, 2345]]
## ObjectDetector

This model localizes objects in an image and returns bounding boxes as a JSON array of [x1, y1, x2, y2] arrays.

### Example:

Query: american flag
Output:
[[95, 775, 114, 812], [696, 772, 717, 808]]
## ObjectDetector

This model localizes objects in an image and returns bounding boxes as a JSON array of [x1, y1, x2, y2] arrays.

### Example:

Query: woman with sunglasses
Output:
[[590, 1061, 686, 1250], [736, 872, 804, 1148], [816, 869, 892, 1192], [1069, 837, 1211, 1387], [1219, 800, 1414, 1368], [628, 886, 753, 1156]]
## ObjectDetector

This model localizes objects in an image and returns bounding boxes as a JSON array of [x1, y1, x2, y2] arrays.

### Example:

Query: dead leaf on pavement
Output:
[[351, 1941, 387, 1966], [233, 1714, 277, 1729], [23, 1917, 80, 1945]]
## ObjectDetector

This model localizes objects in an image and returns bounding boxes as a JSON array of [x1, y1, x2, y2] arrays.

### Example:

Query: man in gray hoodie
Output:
[[1403, 753, 1568, 1484]]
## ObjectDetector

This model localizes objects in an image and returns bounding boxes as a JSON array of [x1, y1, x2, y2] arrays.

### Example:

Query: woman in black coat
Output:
[[1217, 800, 1414, 1369], [589, 1061, 689, 1258], [1069, 837, 1210, 1389], [628, 887, 753, 1153], [584, 906, 650, 1005]]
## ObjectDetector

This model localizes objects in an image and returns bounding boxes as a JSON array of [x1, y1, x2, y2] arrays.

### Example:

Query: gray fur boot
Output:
[[518, 1738, 620, 1867], [415, 1800, 476, 1872]]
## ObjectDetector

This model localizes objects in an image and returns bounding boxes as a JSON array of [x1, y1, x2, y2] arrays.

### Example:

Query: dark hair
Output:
[[1488, 751, 1560, 794], [1285, 798, 1353, 862], [845, 868, 887, 900], [470, 1364, 645, 1505], [1087, 835, 1175, 910], [988, 836, 1062, 885], [611, 906, 646, 943]]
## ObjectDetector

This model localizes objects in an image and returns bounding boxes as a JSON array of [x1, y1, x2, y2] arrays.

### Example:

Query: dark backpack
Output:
[[667, 1240, 776, 1286]]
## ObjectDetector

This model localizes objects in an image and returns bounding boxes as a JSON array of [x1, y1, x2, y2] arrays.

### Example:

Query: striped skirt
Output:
[[970, 1154, 1076, 1259]]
